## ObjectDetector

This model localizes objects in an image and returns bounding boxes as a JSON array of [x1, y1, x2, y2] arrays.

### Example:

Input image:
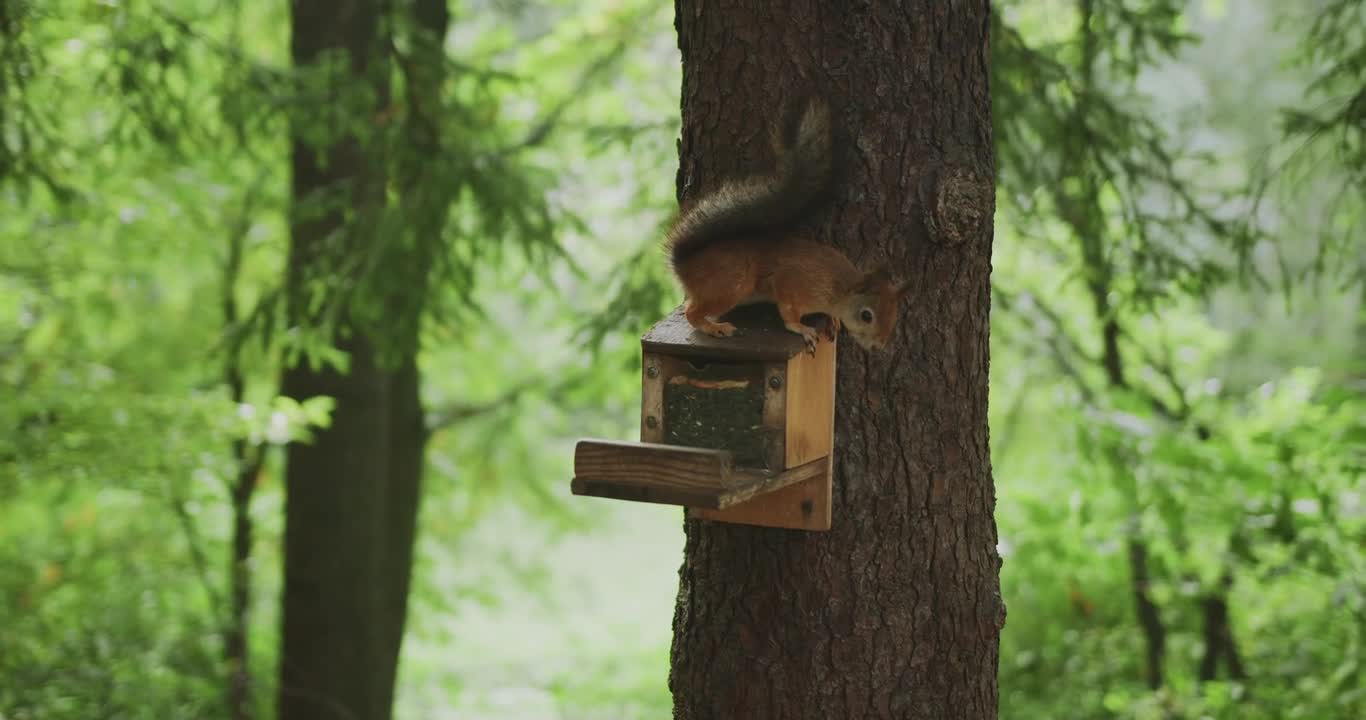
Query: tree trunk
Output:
[[224, 277, 264, 720], [278, 336, 393, 720], [668, 2, 1001, 718], [375, 357, 426, 714], [277, 1, 450, 716], [278, 2, 410, 719], [371, 0, 450, 710]]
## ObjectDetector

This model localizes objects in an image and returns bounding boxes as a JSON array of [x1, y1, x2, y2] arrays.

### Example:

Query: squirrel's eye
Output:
[[859, 309, 874, 323]]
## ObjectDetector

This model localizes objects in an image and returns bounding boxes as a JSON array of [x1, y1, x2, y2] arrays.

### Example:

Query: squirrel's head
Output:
[[839, 267, 912, 351]]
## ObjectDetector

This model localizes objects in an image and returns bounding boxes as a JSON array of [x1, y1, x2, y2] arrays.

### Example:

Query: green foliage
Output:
[[1279, 0, 1365, 190], [2, 0, 662, 715], [997, 362, 1365, 719], [989, 2, 1364, 718]]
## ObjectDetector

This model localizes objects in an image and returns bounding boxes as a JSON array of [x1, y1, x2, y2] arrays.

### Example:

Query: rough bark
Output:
[[667, 2, 1001, 718]]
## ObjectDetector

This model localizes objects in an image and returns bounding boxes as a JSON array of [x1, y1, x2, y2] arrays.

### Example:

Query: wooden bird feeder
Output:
[[571, 303, 835, 531]]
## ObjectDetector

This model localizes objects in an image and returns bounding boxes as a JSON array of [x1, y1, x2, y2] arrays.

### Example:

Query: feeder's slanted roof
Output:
[[641, 304, 830, 362]]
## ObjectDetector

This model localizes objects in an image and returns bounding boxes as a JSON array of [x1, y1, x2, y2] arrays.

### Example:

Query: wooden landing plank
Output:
[[572, 439, 734, 509], [570, 477, 722, 509], [571, 440, 828, 511]]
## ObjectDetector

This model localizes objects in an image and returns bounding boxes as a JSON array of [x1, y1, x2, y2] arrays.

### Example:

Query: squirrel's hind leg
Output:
[[677, 251, 755, 339], [776, 302, 819, 356]]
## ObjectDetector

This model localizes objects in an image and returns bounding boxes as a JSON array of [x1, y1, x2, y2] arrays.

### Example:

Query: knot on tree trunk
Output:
[[920, 165, 993, 245]]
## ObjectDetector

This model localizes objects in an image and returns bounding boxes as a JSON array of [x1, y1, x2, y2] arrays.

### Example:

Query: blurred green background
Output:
[[1, 0, 1362, 718]]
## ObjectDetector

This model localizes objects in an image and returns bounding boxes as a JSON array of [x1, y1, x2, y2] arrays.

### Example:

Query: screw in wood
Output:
[[768, 375, 782, 389], [646, 415, 658, 429], [647, 365, 659, 378]]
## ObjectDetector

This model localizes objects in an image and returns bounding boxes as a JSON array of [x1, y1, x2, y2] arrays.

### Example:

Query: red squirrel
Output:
[[665, 97, 910, 354]]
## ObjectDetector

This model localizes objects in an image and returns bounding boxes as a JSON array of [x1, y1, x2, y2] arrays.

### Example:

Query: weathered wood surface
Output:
[[689, 454, 833, 531], [642, 303, 833, 362], [761, 360, 788, 471], [783, 336, 836, 468], [640, 352, 667, 443], [571, 439, 826, 510]]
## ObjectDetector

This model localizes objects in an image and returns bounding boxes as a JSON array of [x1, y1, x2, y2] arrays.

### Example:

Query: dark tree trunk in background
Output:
[[668, 2, 1002, 718], [372, 0, 450, 710], [376, 357, 426, 714], [224, 218, 265, 720], [277, 2, 431, 719], [1071, 0, 1171, 690], [278, 335, 392, 720]]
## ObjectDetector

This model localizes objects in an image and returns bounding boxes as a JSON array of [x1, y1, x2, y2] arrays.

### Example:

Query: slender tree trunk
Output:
[[278, 335, 391, 720], [668, 2, 1001, 718], [1198, 569, 1245, 682], [1071, 0, 1174, 691], [1126, 536, 1167, 690], [375, 357, 426, 714], [371, 0, 450, 708], [278, 1, 451, 716], [278, 1, 398, 718], [225, 438, 260, 720], [223, 183, 265, 720], [0, 1, 9, 180], [224, 319, 262, 720]]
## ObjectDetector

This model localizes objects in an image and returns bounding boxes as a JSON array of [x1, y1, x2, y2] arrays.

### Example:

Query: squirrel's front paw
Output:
[[702, 322, 738, 338], [801, 327, 818, 356]]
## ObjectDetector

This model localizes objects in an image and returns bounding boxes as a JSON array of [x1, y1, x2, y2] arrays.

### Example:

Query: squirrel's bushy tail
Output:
[[666, 97, 834, 269]]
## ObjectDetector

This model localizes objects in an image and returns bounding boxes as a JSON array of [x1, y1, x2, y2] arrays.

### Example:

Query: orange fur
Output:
[[667, 98, 911, 353]]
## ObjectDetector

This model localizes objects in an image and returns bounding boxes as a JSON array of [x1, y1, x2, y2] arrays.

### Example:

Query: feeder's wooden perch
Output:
[[571, 439, 826, 510]]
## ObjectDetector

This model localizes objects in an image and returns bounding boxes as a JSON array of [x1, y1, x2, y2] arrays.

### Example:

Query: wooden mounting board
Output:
[[783, 335, 836, 468], [687, 454, 833, 531]]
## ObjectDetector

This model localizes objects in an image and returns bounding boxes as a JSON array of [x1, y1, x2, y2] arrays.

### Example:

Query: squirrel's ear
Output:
[[856, 266, 893, 292]]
